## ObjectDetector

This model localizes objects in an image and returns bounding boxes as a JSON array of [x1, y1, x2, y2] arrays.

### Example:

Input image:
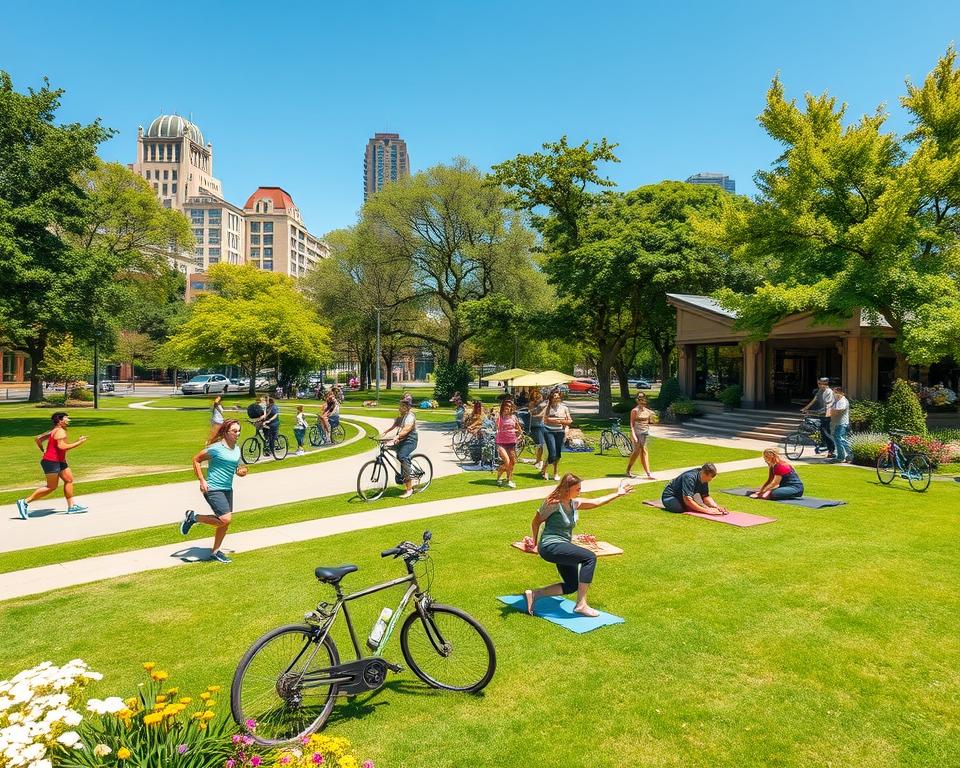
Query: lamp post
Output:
[[375, 307, 381, 404], [93, 335, 99, 410]]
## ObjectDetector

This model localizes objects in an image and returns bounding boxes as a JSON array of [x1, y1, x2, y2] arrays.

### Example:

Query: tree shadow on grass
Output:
[[0, 416, 133, 438]]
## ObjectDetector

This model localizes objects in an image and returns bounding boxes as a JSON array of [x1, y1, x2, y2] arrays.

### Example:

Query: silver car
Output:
[[181, 374, 230, 395]]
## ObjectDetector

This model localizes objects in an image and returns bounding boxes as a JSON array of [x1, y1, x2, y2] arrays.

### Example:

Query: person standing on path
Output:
[[262, 397, 281, 458], [660, 463, 728, 515], [208, 395, 225, 443], [802, 377, 836, 458], [830, 385, 852, 463], [495, 398, 522, 489], [625, 392, 657, 480], [541, 389, 572, 481], [17, 412, 88, 519], [380, 394, 418, 499], [523, 473, 633, 618], [528, 389, 548, 471], [294, 405, 308, 456], [179, 419, 247, 563], [750, 448, 804, 500]]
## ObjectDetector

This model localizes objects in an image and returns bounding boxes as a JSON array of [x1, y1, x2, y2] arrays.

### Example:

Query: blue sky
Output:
[[2, 1, 957, 235]]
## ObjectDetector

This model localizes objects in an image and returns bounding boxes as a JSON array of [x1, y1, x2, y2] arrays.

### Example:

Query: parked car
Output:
[[97, 380, 116, 392], [628, 378, 653, 390], [568, 378, 600, 395], [181, 374, 230, 395]]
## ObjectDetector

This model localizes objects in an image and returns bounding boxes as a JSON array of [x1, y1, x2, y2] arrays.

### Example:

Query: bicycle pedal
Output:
[[384, 661, 403, 673]]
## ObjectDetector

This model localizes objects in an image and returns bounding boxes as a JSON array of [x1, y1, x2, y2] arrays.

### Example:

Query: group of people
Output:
[[802, 377, 852, 463]]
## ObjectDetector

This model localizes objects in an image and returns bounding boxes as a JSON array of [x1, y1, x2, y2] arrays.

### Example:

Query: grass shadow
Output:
[[0, 416, 133, 438]]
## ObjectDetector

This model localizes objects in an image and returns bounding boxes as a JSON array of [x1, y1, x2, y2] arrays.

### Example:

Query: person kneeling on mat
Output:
[[661, 463, 728, 516], [523, 473, 633, 618], [750, 448, 804, 500]]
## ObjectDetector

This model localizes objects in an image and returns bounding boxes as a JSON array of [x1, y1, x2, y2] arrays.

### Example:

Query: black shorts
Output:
[[203, 489, 234, 517], [40, 459, 68, 475]]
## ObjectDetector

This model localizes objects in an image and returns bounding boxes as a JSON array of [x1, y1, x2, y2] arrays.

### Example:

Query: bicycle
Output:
[[230, 531, 496, 745], [876, 429, 933, 492], [598, 418, 632, 457], [783, 415, 830, 460], [357, 438, 433, 500], [308, 415, 345, 447], [241, 421, 289, 464]]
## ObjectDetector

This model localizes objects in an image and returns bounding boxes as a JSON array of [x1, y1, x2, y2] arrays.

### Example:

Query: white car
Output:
[[181, 374, 230, 395]]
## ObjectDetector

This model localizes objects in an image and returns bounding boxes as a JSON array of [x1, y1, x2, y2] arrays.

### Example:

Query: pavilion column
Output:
[[742, 341, 762, 409], [678, 344, 697, 398], [843, 335, 859, 399]]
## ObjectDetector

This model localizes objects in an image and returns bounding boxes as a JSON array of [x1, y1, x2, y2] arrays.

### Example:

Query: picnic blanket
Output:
[[720, 486, 846, 508], [511, 534, 623, 556], [642, 499, 776, 527], [497, 595, 624, 634]]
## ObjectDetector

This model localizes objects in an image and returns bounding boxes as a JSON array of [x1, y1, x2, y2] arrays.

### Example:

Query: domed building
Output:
[[133, 113, 223, 206]]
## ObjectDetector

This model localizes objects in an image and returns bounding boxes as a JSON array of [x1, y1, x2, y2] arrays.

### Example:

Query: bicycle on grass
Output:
[[357, 437, 433, 501], [309, 415, 345, 447], [599, 418, 632, 457], [876, 429, 933, 492], [230, 531, 496, 745], [242, 420, 289, 464], [783, 416, 830, 460]]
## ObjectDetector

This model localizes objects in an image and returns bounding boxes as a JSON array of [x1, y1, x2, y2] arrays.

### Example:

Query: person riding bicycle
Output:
[[246, 396, 268, 443], [801, 377, 836, 458], [262, 397, 282, 458], [319, 390, 340, 444], [379, 394, 418, 499], [450, 391, 465, 429]]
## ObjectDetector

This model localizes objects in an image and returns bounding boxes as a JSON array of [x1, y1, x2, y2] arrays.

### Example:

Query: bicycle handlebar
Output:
[[380, 531, 432, 560], [380, 547, 402, 558]]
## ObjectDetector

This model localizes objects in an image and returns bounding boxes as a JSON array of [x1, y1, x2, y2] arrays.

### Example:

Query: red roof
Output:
[[243, 186, 296, 211]]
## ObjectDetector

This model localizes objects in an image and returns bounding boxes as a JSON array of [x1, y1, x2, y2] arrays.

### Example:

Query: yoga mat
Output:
[[511, 535, 624, 557], [642, 500, 776, 527], [720, 486, 847, 508], [497, 595, 624, 633]]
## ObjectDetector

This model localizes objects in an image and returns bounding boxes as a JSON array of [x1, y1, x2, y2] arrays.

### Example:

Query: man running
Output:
[[17, 412, 88, 518]]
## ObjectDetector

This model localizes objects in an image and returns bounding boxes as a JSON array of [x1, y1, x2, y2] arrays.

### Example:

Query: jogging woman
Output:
[[528, 389, 547, 471], [522, 473, 633, 617], [541, 389, 572, 481], [380, 395, 418, 499], [294, 405, 307, 456], [750, 448, 804, 500], [208, 395, 225, 443], [179, 418, 248, 563], [17, 412, 88, 519], [625, 392, 657, 480], [495, 398, 522, 489]]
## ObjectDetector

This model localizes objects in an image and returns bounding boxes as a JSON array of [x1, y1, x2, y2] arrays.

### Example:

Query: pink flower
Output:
[[363, 762, 375, 768], [226, 761, 235, 768], [233, 735, 244, 744], [250, 757, 262, 767], [245, 718, 257, 731], [312, 753, 325, 764]]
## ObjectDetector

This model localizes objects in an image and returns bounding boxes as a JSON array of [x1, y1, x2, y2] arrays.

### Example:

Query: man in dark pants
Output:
[[661, 463, 728, 515], [802, 377, 836, 458], [262, 397, 282, 458]]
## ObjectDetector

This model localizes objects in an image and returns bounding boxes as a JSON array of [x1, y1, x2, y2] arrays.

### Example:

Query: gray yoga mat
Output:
[[721, 487, 847, 508]]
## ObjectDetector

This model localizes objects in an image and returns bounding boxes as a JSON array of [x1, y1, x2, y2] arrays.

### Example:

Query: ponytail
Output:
[[208, 418, 240, 446]]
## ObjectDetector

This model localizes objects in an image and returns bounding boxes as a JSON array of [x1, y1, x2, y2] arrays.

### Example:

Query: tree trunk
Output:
[[659, 348, 672, 383], [383, 349, 395, 389], [25, 333, 47, 403], [248, 358, 258, 397], [596, 345, 619, 418], [614, 357, 630, 401]]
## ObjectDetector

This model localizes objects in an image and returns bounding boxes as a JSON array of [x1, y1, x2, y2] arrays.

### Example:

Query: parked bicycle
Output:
[[877, 429, 933, 492], [309, 415, 345, 447], [230, 531, 496, 745], [783, 416, 830, 460], [598, 418, 632, 457], [357, 438, 433, 500], [241, 420, 289, 464]]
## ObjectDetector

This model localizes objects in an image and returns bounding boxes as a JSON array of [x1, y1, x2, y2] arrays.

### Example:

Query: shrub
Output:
[[849, 431, 889, 466], [849, 399, 883, 431], [433, 361, 472, 402], [900, 434, 952, 467], [718, 384, 742, 409], [665, 397, 700, 422], [658, 376, 683, 413], [931, 427, 960, 443], [881, 378, 926, 435], [42, 394, 67, 406], [70, 386, 94, 402], [612, 399, 633, 415]]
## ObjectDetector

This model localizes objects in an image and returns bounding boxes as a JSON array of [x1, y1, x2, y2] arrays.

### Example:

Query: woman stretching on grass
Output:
[[750, 448, 804, 500], [523, 473, 633, 617], [179, 419, 248, 563], [16, 412, 88, 519]]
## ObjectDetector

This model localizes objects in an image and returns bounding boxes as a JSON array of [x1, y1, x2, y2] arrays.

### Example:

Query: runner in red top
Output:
[[17, 411, 89, 519]]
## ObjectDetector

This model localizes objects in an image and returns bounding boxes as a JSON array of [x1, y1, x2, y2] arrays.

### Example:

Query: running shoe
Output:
[[553, 474, 560, 481], [66, 504, 88, 514], [211, 550, 232, 564], [180, 510, 197, 536], [16, 499, 28, 520], [507, 481, 517, 489], [399, 490, 414, 499]]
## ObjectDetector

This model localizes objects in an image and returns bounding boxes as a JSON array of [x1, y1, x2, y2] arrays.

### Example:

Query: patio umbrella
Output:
[[481, 368, 532, 382], [509, 370, 578, 387]]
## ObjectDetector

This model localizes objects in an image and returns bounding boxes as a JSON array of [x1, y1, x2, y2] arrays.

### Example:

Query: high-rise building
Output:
[[243, 187, 329, 278], [364, 133, 409, 200], [685, 172, 736, 194]]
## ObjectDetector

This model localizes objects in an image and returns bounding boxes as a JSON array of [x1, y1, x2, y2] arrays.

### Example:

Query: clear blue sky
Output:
[[2, 1, 957, 235]]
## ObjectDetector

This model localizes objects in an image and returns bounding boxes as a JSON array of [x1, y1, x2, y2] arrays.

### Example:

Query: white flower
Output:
[[100, 697, 125, 714], [27, 760, 52, 768], [93, 743, 112, 757], [57, 731, 81, 747], [85, 699, 107, 714]]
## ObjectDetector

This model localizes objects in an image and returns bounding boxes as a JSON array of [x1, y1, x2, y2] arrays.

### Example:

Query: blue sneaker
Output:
[[66, 504, 88, 514], [16, 499, 28, 520], [211, 550, 232, 564], [180, 510, 197, 536]]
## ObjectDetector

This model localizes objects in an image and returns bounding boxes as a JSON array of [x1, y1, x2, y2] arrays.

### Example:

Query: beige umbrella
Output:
[[481, 367, 532, 382], [509, 370, 578, 387]]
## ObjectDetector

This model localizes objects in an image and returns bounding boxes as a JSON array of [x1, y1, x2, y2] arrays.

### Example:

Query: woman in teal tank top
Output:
[[522, 473, 633, 617]]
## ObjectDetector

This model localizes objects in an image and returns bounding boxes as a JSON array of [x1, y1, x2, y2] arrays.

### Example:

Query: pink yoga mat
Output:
[[642, 500, 776, 527]]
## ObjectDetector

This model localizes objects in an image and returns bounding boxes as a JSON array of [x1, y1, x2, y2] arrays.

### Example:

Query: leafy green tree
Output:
[[161, 264, 331, 396], [39, 335, 92, 392], [705, 47, 960, 374], [879, 378, 927, 435], [113, 331, 156, 390]]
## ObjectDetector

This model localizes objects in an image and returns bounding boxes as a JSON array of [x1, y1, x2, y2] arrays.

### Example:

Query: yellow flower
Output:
[[155, 694, 167, 703], [340, 757, 358, 768], [206, 700, 217, 707], [142, 662, 156, 671], [207, 685, 221, 692], [201, 710, 215, 720], [125, 697, 139, 709], [164, 687, 179, 696], [151, 670, 169, 682], [152, 703, 165, 711], [117, 747, 132, 759], [199, 692, 211, 701], [143, 712, 164, 726], [179, 697, 192, 705], [115, 709, 133, 719]]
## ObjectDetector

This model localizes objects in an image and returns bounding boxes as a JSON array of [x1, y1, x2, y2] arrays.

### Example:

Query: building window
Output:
[[172, 169, 178, 180], [193, 229, 204, 243], [145, 170, 151, 180], [250, 222, 260, 233], [251, 234, 260, 245], [171, 183, 177, 194], [298, 230, 304, 240], [163, 170, 169, 180], [263, 222, 273, 233], [194, 257, 204, 269], [194, 247, 204, 256], [263, 260, 273, 271], [291, 238, 297, 249], [250, 248, 260, 258], [162, 183, 168, 195], [263, 234, 273, 246], [2, 352, 16, 382], [264, 247, 272, 258], [153, 182, 159, 191]]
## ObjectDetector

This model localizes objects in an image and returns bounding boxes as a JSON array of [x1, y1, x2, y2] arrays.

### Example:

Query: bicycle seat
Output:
[[314, 564, 358, 583]]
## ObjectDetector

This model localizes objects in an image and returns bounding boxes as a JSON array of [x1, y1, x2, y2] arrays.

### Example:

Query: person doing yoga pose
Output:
[[660, 463, 728, 515], [523, 473, 633, 617], [750, 448, 804, 500]]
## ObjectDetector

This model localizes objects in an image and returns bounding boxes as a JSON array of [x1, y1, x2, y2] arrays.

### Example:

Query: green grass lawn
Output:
[[1, 464, 957, 766], [0, 436, 757, 574]]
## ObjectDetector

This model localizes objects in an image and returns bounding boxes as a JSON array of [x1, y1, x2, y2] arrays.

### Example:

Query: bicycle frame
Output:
[[370, 444, 404, 479], [884, 439, 905, 470]]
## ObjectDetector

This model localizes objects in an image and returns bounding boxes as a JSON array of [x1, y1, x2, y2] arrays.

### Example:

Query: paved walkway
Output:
[[0, 416, 462, 553], [0, 456, 767, 602]]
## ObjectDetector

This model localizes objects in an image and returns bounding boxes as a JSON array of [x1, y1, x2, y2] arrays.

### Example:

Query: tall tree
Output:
[[705, 47, 960, 373]]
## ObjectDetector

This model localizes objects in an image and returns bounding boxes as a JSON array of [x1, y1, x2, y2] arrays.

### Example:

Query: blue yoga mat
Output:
[[497, 595, 625, 633]]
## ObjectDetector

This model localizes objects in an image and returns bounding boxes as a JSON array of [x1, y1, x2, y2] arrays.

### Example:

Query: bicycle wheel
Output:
[[410, 454, 433, 494], [454, 438, 473, 463], [518, 433, 534, 457], [400, 604, 496, 692], [241, 436, 261, 465], [357, 459, 388, 501], [231, 624, 339, 745], [907, 455, 932, 492], [451, 429, 469, 451], [308, 425, 323, 447], [613, 432, 632, 457], [272, 434, 289, 460], [599, 430, 612, 454], [783, 433, 805, 461], [330, 424, 345, 445], [876, 450, 896, 485]]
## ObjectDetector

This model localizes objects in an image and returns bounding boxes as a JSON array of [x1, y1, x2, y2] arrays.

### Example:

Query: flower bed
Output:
[[848, 431, 952, 468]]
